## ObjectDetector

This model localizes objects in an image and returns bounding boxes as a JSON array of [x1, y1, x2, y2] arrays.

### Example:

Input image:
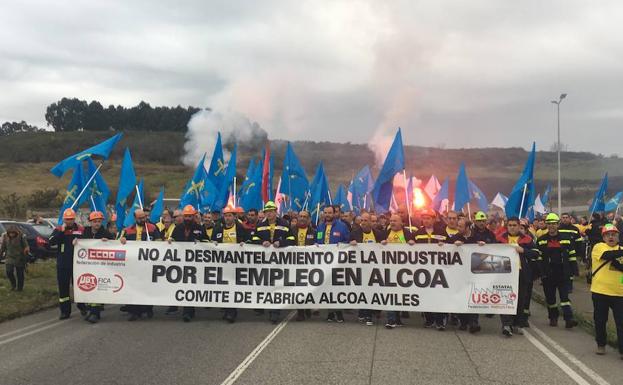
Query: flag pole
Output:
[[315, 203, 320, 226], [518, 183, 528, 218], [467, 203, 471, 220], [135, 184, 150, 241], [70, 162, 104, 210], [233, 177, 237, 207], [90, 196, 97, 211], [402, 170, 413, 229]]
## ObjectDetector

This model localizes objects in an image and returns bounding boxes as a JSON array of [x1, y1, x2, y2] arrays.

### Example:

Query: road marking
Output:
[[529, 325, 611, 385], [0, 321, 66, 347], [523, 329, 591, 385], [220, 311, 295, 385], [0, 317, 57, 339]]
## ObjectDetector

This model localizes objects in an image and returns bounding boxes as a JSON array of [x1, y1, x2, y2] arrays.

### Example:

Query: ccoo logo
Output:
[[77, 273, 97, 292]]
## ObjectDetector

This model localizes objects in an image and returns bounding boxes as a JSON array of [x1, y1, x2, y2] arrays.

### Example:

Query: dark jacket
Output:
[[211, 221, 250, 243], [496, 231, 540, 271], [171, 222, 206, 242], [251, 218, 293, 246], [381, 227, 416, 243], [290, 225, 317, 246], [537, 231, 576, 278], [49, 223, 85, 269], [413, 226, 446, 244], [471, 226, 497, 244], [82, 226, 115, 240], [350, 227, 385, 243]]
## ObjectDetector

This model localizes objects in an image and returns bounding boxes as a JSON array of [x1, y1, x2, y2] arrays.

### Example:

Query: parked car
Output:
[[0, 221, 55, 261]]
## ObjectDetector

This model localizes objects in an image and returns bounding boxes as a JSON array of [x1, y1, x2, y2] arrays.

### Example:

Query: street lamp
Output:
[[551, 93, 567, 214]]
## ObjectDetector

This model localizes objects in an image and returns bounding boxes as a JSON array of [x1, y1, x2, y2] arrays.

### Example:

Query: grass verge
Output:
[[0, 259, 58, 322]]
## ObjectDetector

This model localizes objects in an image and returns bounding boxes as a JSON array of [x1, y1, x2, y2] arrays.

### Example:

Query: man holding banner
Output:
[[120, 209, 161, 321], [169, 205, 207, 322], [49, 208, 86, 320]]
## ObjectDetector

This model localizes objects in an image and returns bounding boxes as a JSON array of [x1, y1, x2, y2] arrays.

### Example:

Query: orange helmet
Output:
[[421, 208, 436, 218], [89, 211, 104, 221], [222, 205, 236, 214], [63, 208, 76, 220], [182, 205, 196, 216]]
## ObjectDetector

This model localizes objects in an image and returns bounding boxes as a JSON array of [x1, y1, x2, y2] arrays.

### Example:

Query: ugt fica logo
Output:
[[77, 273, 97, 292]]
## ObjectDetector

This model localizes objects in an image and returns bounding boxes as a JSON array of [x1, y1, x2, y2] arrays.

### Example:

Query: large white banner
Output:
[[73, 240, 520, 314]]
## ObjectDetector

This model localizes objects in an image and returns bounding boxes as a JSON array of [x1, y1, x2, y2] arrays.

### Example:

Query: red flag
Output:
[[261, 143, 271, 203]]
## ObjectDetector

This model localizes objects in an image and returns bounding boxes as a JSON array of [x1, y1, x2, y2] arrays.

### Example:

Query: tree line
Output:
[[1, 97, 202, 135]]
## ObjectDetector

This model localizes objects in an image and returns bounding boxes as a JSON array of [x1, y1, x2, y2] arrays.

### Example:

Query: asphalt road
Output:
[[0, 302, 620, 385]]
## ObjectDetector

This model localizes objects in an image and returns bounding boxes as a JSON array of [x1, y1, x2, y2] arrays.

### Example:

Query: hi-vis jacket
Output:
[[49, 223, 84, 269], [251, 218, 294, 245], [537, 231, 576, 277]]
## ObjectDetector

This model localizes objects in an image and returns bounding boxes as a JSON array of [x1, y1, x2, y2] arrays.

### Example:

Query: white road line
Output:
[[0, 317, 57, 339], [0, 321, 66, 347], [220, 311, 295, 385], [529, 325, 611, 385], [523, 330, 591, 385]]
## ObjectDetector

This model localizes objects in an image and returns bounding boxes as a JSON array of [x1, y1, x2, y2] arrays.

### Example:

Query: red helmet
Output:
[[421, 208, 436, 218]]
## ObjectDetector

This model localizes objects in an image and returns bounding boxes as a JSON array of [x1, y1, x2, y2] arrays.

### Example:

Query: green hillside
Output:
[[0, 130, 620, 215]]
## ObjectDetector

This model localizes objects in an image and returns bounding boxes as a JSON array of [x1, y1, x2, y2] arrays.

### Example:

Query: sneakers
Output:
[[549, 318, 558, 327], [565, 320, 578, 329], [327, 312, 336, 322], [385, 321, 397, 329], [59, 313, 70, 320], [365, 317, 374, 326], [514, 327, 524, 335], [502, 325, 513, 337], [424, 321, 434, 328], [596, 346, 606, 355], [436, 323, 446, 331], [469, 324, 481, 334], [336, 312, 344, 323], [396, 319, 405, 327]]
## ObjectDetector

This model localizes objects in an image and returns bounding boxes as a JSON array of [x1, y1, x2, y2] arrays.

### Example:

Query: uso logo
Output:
[[77, 273, 97, 292]]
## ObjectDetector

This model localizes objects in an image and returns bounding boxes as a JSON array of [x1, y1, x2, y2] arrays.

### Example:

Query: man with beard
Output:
[[292, 210, 317, 321], [169, 205, 207, 322], [211, 205, 249, 323], [120, 209, 161, 321], [76, 211, 115, 323]]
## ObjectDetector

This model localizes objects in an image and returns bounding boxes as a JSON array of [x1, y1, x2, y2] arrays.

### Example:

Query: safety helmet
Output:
[[63, 208, 76, 220], [264, 201, 277, 211], [602, 223, 619, 235], [222, 205, 237, 214], [88, 211, 104, 221], [421, 208, 436, 218], [474, 211, 487, 221], [545, 213, 560, 223], [182, 205, 197, 216]]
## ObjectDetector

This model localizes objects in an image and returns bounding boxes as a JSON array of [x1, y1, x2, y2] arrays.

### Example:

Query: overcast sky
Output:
[[2, 1, 623, 156]]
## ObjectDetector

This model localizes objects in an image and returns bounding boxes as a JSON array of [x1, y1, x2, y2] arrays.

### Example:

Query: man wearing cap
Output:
[[75, 211, 115, 323], [472, 212, 497, 244], [536, 213, 579, 328], [211, 205, 250, 323], [120, 209, 161, 321], [496, 217, 540, 336], [589, 224, 623, 357], [316, 205, 350, 323], [49, 208, 86, 320], [169, 205, 207, 322], [250, 201, 294, 324], [413, 209, 447, 329], [350, 212, 385, 326]]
